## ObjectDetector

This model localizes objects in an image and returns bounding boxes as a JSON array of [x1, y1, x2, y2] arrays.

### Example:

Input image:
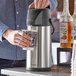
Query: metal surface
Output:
[[26, 26, 52, 70]]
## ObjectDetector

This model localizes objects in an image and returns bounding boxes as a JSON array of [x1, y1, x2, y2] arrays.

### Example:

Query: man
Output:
[[0, 0, 57, 76]]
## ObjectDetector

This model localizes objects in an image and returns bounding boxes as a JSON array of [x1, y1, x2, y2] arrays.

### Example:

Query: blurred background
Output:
[[51, 0, 74, 64], [57, 0, 74, 15]]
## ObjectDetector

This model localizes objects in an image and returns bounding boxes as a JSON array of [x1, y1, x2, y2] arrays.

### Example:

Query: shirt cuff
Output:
[[0, 22, 9, 41], [50, 0, 58, 12]]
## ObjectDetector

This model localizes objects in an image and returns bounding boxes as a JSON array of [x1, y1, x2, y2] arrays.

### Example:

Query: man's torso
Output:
[[0, 0, 33, 60]]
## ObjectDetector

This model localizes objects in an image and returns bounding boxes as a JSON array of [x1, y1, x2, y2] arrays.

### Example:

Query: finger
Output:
[[38, 0, 43, 8], [15, 41, 26, 48], [34, 0, 39, 8], [45, 0, 50, 7], [15, 42, 26, 48], [15, 34, 31, 46], [17, 30, 31, 40], [41, 0, 47, 8], [14, 38, 30, 48], [29, 2, 35, 8]]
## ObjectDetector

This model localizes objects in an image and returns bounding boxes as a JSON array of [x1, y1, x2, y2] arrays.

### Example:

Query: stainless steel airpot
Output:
[[26, 8, 54, 71]]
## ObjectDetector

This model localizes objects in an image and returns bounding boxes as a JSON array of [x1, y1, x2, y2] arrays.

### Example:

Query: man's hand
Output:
[[29, 0, 49, 8], [3, 29, 31, 48]]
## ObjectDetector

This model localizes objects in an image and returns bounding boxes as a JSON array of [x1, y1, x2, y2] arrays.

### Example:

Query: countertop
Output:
[[1, 66, 71, 76]]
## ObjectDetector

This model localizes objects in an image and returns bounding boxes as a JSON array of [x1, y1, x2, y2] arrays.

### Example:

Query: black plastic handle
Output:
[[49, 19, 55, 35]]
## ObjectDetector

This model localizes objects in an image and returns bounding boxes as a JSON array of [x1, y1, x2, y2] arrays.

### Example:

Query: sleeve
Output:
[[0, 21, 9, 42], [50, 0, 58, 12]]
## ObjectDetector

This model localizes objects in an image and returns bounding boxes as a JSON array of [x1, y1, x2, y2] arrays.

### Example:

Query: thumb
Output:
[[29, 2, 35, 8]]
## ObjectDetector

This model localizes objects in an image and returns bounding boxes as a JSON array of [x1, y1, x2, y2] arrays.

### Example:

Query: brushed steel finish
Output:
[[26, 26, 52, 70]]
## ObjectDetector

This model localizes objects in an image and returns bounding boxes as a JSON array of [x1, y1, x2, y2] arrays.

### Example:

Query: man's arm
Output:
[[0, 20, 31, 48]]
